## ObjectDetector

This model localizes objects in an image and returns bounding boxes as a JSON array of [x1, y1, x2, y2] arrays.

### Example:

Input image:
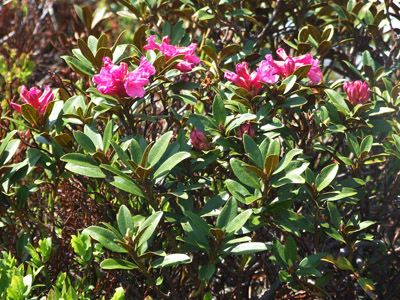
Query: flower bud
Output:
[[190, 130, 211, 151], [237, 123, 255, 139], [343, 80, 370, 105], [10, 85, 54, 115], [284, 57, 295, 77]]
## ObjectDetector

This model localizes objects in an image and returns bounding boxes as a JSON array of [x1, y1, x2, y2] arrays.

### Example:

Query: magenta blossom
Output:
[[343, 80, 370, 105], [263, 48, 323, 84], [143, 35, 200, 72], [124, 57, 156, 98], [237, 123, 255, 139], [190, 130, 211, 151], [93, 57, 128, 97], [93, 57, 155, 99], [225, 62, 264, 96], [10, 85, 54, 115]]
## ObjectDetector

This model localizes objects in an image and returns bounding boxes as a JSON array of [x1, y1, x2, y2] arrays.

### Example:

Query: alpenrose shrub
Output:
[[2, 1, 400, 300]]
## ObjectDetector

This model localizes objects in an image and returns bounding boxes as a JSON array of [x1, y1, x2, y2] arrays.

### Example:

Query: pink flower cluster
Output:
[[224, 48, 323, 96], [343, 80, 370, 105], [10, 85, 54, 115], [144, 36, 200, 72], [93, 57, 155, 99]]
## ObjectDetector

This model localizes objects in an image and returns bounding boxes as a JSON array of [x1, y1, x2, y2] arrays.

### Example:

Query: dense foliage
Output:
[[1, 0, 400, 299]]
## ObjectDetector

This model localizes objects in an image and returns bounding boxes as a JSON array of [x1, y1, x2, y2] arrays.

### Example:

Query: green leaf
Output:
[[62, 56, 95, 76], [110, 287, 126, 300], [315, 164, 339, 192], [103, 120, 113, 152], [226, 209, 252, 234], [21, 104, 39, 127], [61, 153, 106, 178], [216, 198, 237, 229], [325, 89, 349, 113], [230, 158, 260, 189], [147, 131, 173, 167], [357, 277, 378, 300], [322, 254, 354, 272], [84, 226, 127, 253], [100, 258, 137, 270], [273, 149, 303, 175], [285, 235, 298, 266], [346, 133, 360, 157], [101, 164, 145, 197], [223, 242, 271, 255], [153, 152, 190, 179], [84, 124, 103, 151], [212, 95, 226, 125], [117, 205, 134, 236], [342, 61, 366, 81], [137, 211, 163, 253], [282, 75, 297, 94], [151, 254, 191, 268], [296, 253, 328, 277], [73, 131, 96, 154], [272, 239, 287, 268], [281, 97, 308, 108], [360, 135, 373, 155], [327, 202, 341, 229], [7, 275, 25, 300], [243, 134, 263, 168], [111, 141, 135, 172], [170, 20, 185, 44], [362, 50, 375, 72], [185, 211, 213, 238]]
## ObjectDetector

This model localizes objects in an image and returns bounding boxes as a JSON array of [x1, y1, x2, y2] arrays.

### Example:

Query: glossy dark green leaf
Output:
[[212, 95, 226, 125], [325, 89, 349, 113], [100, 258, 137, 270], [223, 242, 271, 255], [284, 235, 297, 266], [117, 205, 134, 236], [73, 131, 96, 154], [315, 164, 338, 192], [243, 134, 263, 168], [61, 153, 105, 178], [84, 226, 126, 253], [21, 104, 39, 127], [226, 209, 252, 234], [327, 202, 341, 229], [148, 131, 172, 167], [153, 152, 190, 179], [216, 198, 237, 230], [151, 254, 191, 268]]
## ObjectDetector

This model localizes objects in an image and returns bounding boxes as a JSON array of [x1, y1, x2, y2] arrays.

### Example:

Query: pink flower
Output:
[[257, 57, 280, 84], [343, 80, 370, 105], [237, 123, 255, 139], [190, 130, 211, 151], [262, 48, 323, 84], [225, 62, 263, 96], [124, 57, 156, 98], [93, 57, 155, 99], [93, 57, 128, 97], [10, 85, 54, 115], [143, 35, 200, 72]]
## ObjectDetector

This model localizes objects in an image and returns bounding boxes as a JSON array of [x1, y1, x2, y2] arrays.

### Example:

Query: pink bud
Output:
[[343, 80, 370, 105], [284, 57, 295, 77], [237, 123, 255, 139], [190, 130, 211, 151]]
